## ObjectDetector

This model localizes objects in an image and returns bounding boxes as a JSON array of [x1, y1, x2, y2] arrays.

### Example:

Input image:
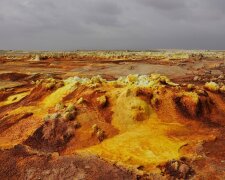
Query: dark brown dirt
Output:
[[0, 145, 136, 180]]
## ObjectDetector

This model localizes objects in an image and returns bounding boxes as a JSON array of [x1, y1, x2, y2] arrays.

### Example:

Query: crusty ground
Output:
[[0, 51, 224, 179]]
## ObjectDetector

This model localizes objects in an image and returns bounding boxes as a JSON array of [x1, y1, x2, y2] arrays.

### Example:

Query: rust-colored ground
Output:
[[0, 51, 224, 179]]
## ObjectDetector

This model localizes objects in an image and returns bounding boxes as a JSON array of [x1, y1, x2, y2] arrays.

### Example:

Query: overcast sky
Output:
[[0, 0, 225, 50]]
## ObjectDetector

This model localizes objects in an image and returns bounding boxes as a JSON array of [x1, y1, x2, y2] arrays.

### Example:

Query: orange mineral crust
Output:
[[0, 51, 224, 179]]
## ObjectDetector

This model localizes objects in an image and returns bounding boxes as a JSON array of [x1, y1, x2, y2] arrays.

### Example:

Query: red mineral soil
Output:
[[0, 50, 224, 179]]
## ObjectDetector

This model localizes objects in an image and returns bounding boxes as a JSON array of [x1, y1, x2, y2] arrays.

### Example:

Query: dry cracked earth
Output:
[[0, 51, 224, 179]]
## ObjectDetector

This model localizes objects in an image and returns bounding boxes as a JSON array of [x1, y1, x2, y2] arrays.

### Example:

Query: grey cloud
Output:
[[136, 0, 225, 22], [89, 1, 122, 15], [82, 0, 123, 27], [138, 0, 186, 11], [84, 15, 121, 27], [0, 0, 225, 50], [206, 0, 225, 13]]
